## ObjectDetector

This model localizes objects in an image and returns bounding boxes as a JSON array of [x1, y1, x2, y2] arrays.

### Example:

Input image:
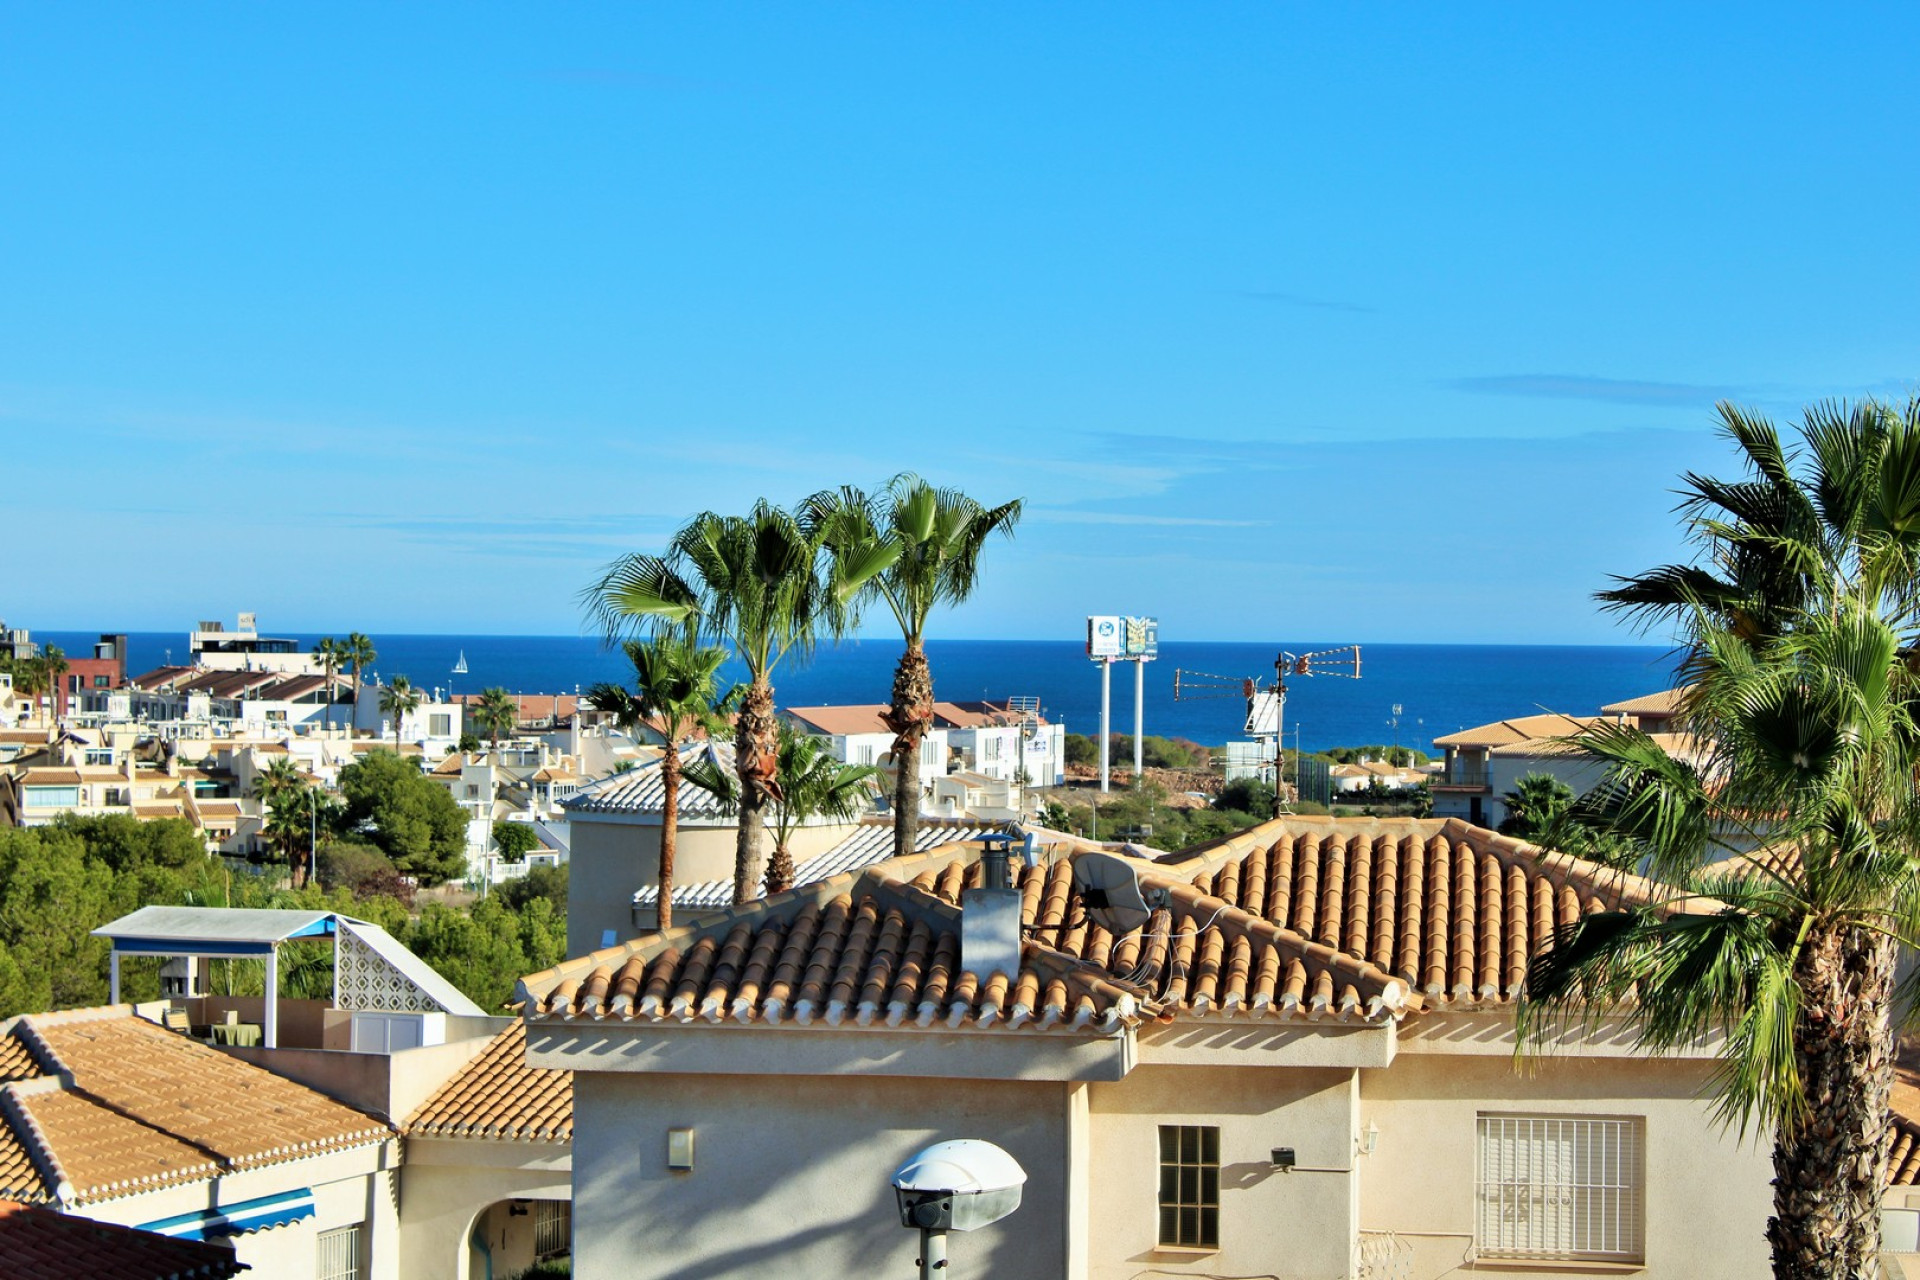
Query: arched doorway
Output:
[[465, 1195, 571, 1280]]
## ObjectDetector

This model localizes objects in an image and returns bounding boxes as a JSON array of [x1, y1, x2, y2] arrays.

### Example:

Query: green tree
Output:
[[1215, 778, 1276, 819], [338, 748, 469, 885], [13, 645, 67, 721], [493, 821, 539, 861], [1524, 398, 1920, 1278], [255, 756, 315, 886], [472, 686, 518, 747], [687, 724, 878, 893], [379, 675, 422, 750], [1496, 772, 1575, 839], [1063, 733, 1098, 766], [586, 501, 867, 905], [495, 864, 568, 915], [808, 477, 1022, 858], [585, 634, 734, 929]]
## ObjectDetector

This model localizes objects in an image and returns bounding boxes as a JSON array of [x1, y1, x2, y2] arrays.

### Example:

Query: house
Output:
[[562, 742, 872, 954], [352, 679, 464, 756], [784, 704, 948, 774], [516, 815, 1794, 1280], [0, 1006, 399, 1279], [188, 613, 324, 676], [934, 699, 1065, 787], [927, 769, 1020, 820], [1600, 686, 1688, 733]]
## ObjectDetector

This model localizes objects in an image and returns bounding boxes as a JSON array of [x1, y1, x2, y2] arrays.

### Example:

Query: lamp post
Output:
[[307, 787, 321, 892]]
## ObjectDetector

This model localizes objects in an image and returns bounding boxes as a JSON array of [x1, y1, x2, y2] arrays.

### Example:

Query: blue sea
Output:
[[40, 631, 1679, 754]]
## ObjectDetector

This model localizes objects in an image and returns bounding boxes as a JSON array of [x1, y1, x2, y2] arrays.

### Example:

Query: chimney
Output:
[[960, 834, 1024, 982]]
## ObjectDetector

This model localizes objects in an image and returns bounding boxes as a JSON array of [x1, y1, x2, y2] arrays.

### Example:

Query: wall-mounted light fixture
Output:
[[667, 1127, 695, 1171], [1360, 1121, 1379, 1157], [1270, 1147, 1296, 1172]]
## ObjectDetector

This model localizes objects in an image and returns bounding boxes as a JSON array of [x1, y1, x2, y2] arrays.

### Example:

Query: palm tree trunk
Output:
[[1768, 926, 1896, 1280], [658, 739, 679, 931], [887, 641, 934, 858], [766, 838, 795, 895], [732, 678, 777, 904]]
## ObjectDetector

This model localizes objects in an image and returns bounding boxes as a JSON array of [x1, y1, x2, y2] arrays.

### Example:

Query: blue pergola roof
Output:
[[92, 907, 338, 957]]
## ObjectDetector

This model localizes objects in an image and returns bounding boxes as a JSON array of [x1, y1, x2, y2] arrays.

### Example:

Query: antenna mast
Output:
[[1173, 645, 1361, 809]]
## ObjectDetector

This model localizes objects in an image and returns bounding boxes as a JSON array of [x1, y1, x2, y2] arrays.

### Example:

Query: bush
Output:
[[496, 864, 568, 914], [493, 822, 540, 861], [1215, 778, 1276, 819], [1063, 733, 1098, 766], [317, 840, 416, 906]]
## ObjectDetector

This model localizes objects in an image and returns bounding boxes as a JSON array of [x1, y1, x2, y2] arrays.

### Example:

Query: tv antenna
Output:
[[1173, 646, 1361, 809]]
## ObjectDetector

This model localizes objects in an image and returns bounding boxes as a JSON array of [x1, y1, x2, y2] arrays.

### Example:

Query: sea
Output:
[[39, 631, 1680, 754]]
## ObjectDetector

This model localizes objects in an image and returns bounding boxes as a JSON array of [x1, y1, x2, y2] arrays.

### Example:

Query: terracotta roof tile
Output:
[[0, 1119, 48, 1203], [0, 1200, 249, 1279], [783, 705, 895, 737], [0, 1010, 392, 1205], [405, 1023, 570, 1143]]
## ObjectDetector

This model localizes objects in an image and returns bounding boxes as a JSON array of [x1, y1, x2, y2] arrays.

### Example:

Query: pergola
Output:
[[93, 905, 483, 1047]]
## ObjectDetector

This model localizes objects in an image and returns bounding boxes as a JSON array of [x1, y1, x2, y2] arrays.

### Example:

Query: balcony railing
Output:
[[1435, 768, 1490, 790]]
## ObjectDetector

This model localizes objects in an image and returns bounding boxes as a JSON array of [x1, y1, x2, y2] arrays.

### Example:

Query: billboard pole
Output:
[[1099, 658, 1112, 793], [1133, 660, 1144, 781]]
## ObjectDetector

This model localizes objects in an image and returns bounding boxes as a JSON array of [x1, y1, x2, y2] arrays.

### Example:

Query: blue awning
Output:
[[138, 1188, 316, 1240]]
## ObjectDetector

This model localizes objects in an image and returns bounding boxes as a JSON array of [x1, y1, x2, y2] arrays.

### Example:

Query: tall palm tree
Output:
[[684, 722, 879, 894], [344, 632, 377, 736], [585, 634, 734, 929], [379, 675, 421, 751], [807, 477, 1022, 857], [1527, 398, 1920, 1279], [314, 637, 347, 731], [254, 756, 313, 887], [472, 686, 519, 748], [585, 501, 883, 904]]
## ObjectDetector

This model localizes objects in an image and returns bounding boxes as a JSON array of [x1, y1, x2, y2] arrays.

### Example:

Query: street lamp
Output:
[[307, 787, 321, 892]]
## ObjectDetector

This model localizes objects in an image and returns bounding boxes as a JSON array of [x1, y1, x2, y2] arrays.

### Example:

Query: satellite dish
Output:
[[1072, 852, 1157, 936]]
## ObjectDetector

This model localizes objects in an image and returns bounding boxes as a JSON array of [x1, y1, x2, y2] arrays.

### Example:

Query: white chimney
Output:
[[960, 835, 1023, 982]]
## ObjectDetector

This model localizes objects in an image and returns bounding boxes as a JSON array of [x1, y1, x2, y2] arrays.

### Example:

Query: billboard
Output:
[[1087, 615, 1122, 658], [1087, 615, 1158, 660]]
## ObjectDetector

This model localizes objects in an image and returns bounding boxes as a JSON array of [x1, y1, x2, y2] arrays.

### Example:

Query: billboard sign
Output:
[[1123, 616, 1158, 660], [1087, 615, 1158, 660], [1087, 615, 1122, 658]]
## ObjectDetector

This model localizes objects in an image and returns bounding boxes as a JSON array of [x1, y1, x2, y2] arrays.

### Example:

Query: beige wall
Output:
[[77, 1143, 400, 1280], [571, 1071, 1072, 1280], [400, 1140, 571, 1280], [1360, 1051, 1774, 1280], [567, 815, 861, 954], [1088, 1063, 1359, 1280]]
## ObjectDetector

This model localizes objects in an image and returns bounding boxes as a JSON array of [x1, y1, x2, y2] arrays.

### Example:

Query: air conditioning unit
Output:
[[349, 1010, 447, 1055]]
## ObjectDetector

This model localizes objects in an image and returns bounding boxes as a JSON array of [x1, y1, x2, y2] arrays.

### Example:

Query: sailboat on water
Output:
[[450, 650, 468, 698]]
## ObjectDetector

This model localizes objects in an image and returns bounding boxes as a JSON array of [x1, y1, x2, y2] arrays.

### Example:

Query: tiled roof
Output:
[[564, 743, 739, 820], [0, 1200, 250, 1279], [1432, 714, 1596, 750], [784, 705, 896, 737], [932, 700, 1045, 729], [0, 1009, 392, 1206], [526, 817, 1689, 1036], [634, 817, 1004, 912], [1599, 687, 1689, 718], [405, 1022, 570, 1143]]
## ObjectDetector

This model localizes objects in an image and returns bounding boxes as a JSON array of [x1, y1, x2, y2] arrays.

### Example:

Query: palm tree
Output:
[[343, 632, 377, 736], [1496, 771, 1575, 838], [472, 686, 519, 748], [684, 723, 879, 894], [807, 477, 1022, 857], [314, 637, 347, 731], [585, 634, 734, 929], [254, 756, 313, 886], [1526, 398, 1920, 1279], [16, 645, 71, 723], [379, 675, 421, 751], [585, 501, 882, 904]]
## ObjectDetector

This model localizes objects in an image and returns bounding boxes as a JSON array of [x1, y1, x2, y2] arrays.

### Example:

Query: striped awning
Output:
[[138, 1188, 316, 1240]]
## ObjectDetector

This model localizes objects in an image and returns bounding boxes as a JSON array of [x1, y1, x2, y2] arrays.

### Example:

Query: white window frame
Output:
[[317, 1222, 365, 1280], [1476, 1113, 1645, 1263]]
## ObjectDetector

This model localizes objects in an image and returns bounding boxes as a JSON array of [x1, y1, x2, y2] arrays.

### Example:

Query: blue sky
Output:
[[3, 6, 1915, 643]]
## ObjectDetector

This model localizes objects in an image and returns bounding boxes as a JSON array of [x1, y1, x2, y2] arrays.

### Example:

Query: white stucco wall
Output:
[[1360, 1049, 1774, 1280], [399, 1139, 571, 1280], [1087, 1063, 1360, 1280], [570, 1072, 1072, 1280]]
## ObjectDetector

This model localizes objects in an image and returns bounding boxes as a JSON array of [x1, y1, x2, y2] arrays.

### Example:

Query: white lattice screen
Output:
[[1476, 1114, 1644, 1262], [335, 926, 445, 1013]]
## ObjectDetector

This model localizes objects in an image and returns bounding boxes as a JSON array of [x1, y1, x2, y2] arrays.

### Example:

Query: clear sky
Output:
[[3, 6, 1915, 644]]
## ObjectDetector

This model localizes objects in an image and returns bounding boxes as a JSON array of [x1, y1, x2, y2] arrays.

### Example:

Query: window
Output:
[[1157, 1124, 1219, 1249], [466, 784, 480, 798], [92, 675, 109, 688], [22, 786, 79, 809], [853, 744, 876, 766], [534, 1200, 571, 1258], [317, 1223, 364, 1280], [430, 714, 452, 737], [1476, 1114, 1644, 1263], [84, 749, 113, 766]]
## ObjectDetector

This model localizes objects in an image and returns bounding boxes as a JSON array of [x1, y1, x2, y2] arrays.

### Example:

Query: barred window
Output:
[[1157, 1124, 1220, 1249], [534, 1200, 571, 1258], [317, 1223, 364, 1280], [1476, 1114, 1644, 1262]]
